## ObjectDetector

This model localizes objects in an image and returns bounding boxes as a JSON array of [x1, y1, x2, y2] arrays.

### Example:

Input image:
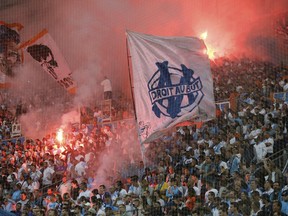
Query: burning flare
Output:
[[200, 31, 216, 60], [56, 128, 64, 144], [200, 31, 208, 40]]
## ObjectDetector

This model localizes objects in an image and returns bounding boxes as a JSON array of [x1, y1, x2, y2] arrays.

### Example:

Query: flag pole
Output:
[[125, 37, 137, 121], [125, 33, 147, 167]]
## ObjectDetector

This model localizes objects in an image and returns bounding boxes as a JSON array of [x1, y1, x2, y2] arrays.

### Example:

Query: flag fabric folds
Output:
[[126, 31, 216, 143], [22, 29, 76, 93]]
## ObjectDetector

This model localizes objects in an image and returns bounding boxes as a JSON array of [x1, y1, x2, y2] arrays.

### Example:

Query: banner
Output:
[[216, 101, 230, 111], [11, 123, 21, 138], [21, 29, 76, 93], [0, 22, 23, 77], [274, 92, 288, 103], [127, 31, 215, 143]]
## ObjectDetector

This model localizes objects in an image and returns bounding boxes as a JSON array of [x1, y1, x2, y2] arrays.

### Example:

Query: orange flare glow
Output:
[[200, 31, 208, 40], [200, 31, 216, 60], [56, 128, 64, 143]]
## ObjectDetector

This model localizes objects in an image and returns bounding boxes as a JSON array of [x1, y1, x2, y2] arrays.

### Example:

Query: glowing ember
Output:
[[200, 31, 216, 60], [200, 31, 208, 40], [205, 47, 216, 60], [56, 128, 64, 143]]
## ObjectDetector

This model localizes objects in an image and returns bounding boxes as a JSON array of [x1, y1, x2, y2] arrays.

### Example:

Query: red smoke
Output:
[[0, 0, 287, 99]]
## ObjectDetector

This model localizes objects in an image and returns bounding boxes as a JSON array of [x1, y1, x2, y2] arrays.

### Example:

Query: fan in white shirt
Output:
[[75, 158, 87, 177], [77, 182, 91, 201], [42, 161, 55, 187], [26, 177, 40, 193], [29, 164, 42, 182], [58, 176, 71, 198]]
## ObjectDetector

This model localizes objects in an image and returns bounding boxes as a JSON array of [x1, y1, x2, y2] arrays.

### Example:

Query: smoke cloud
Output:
[[1, 0, 287, 104]]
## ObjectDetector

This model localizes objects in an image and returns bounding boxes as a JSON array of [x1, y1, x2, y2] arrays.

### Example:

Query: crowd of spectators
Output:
[[0, 57, 287, 215]]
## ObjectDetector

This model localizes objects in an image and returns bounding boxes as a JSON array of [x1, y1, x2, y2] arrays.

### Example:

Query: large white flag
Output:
[[127, 31, 215, 143], [21, 29, 76, 93]]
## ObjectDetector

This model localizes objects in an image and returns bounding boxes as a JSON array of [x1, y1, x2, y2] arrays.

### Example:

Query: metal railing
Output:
[[40, 179, 63, 194], [0, 136, 25, 144], [252, 146, 288, 180]]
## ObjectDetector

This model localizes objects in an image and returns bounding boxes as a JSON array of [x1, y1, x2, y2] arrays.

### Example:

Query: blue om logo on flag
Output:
[[147, 61, 204, 119]]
